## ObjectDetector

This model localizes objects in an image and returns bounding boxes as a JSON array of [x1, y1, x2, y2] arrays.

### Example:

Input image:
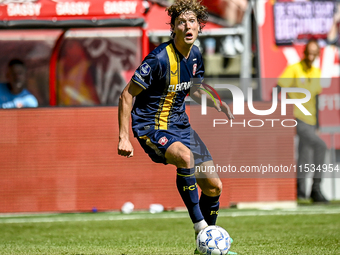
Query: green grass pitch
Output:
[[0, 206, 339, 255]]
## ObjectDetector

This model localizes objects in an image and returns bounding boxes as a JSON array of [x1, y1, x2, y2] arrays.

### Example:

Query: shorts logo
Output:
[[193, 64, 197, 76], [158, 136, 168, 146], [140, 63, 151, 76]]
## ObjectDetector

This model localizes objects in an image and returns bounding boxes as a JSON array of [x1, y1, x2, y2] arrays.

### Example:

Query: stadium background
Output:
[[0, 0, 339, 214]]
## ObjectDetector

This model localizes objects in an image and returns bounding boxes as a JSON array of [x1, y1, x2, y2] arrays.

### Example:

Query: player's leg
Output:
[[139, 130, 206, 227], [195, 160, 222, 226], [186, 129, 236, 254], [195, 161, 236, 255], [165, 141, 208, 232], [186, 128, 222, 225]]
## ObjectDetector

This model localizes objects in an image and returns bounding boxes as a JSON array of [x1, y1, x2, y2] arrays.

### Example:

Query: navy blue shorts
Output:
[[137, 127, 212, 165]]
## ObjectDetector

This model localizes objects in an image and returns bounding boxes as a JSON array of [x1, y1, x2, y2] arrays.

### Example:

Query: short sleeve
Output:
[[131, 54, 160, 90], [277, 64, 295, 88]]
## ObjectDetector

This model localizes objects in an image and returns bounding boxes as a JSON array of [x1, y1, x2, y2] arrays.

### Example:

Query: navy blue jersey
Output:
[[131, 40, 204, 137]]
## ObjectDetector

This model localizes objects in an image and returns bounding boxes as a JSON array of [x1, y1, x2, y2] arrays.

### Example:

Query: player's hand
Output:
[[118, 138, 134, 158], [216, 101, 234, 120]]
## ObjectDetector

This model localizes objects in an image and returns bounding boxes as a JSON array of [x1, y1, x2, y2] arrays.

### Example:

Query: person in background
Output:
[[277, 39, 328, 203], [327, 0, 340, 46], [0, 59, 38, 109]]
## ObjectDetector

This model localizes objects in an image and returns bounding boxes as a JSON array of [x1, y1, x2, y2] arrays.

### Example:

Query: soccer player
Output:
[[118, 0, 235, 253]]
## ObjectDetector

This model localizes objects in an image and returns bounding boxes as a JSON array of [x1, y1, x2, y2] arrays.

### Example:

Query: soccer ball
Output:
[[196, 225, 231, 255]]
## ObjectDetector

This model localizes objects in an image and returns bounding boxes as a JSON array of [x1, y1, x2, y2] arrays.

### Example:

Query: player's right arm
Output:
[[118, 80, 143, 157]]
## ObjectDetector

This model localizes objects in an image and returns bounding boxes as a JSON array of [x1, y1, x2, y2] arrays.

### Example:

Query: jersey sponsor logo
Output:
[[168, 81, 193, 92], [158, 136, 168, 146], [140, 62, 151, 76], [193, 63, 197, 76]]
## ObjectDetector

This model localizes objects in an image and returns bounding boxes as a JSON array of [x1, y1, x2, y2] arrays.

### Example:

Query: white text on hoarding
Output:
[[7, 3, 41, 16], [56, 2, 90, 16], [103, 1, 137, 15]]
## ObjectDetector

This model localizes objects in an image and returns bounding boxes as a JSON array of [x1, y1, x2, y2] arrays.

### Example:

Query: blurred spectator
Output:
[[202, 0, 248, 26], [277, 39, 328, 203], [223, 0, 248, 26], [0, 59, 38, 109], [327, 1, 340, 46]]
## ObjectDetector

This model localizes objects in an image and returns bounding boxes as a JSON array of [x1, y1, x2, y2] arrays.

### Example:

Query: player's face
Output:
[[173, 11, 200, 47], [304, 42, 319, 68], [6, 64, 26, 92]]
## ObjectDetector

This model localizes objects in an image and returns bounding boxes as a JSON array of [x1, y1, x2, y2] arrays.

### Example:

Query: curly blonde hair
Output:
[[166, 0, 208, 36]]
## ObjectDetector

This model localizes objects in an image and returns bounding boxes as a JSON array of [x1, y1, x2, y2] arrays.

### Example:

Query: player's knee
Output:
[[165, 142, 194, 168], [205, 181, 222, 196], [214, 181, 223, 196], [177, 151, 193, 168]]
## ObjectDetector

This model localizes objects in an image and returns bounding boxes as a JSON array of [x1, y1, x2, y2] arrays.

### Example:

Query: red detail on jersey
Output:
[[158, 136, 168, 146], [193, 64, 197, 76]]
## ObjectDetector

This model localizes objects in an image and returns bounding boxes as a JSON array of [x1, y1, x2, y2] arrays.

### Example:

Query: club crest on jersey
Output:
[[158, 136, 168, 146], [193, 64, 197, 76], [140, 63, 151, 76]]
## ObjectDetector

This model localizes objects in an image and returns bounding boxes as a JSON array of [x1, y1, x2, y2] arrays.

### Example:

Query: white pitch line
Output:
[[0, 208, 340, 224]]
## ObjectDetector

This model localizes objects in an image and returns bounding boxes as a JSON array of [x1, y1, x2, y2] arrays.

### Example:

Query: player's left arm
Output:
[[189, 85, 234, 120]]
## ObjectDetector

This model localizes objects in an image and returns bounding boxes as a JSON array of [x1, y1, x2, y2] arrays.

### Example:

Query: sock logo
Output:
[[183, 183, 197, 191]]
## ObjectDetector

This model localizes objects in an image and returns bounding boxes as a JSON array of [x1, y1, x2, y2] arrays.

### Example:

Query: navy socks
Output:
[[199, 192, 220, 225], [176, 168, 221, 226], [176, 168, 204, 223]]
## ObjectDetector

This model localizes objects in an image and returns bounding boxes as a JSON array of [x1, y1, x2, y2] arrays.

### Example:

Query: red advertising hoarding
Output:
[[0, 0, 146, 21]]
